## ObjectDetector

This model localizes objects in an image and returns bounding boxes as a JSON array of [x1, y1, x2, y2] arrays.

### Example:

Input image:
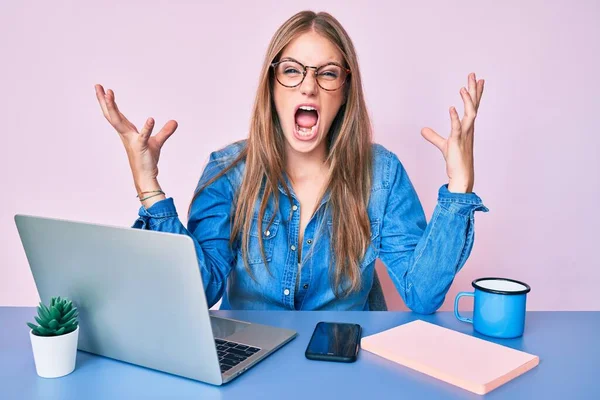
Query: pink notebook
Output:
[[361, 320, 539, 395]]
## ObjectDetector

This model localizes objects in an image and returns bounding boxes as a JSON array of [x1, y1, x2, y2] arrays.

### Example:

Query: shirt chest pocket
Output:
[[242, 215, 281, 265], [327, 219, 381, 268]]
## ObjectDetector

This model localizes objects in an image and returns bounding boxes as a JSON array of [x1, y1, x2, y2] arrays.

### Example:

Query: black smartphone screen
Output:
[[305, 322, 362, 362]]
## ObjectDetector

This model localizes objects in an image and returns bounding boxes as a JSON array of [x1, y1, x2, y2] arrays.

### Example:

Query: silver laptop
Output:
[[14, 214, 297, 385]]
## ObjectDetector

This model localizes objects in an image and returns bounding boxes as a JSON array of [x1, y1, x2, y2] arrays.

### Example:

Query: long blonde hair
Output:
[[189, 10, 373, 297]]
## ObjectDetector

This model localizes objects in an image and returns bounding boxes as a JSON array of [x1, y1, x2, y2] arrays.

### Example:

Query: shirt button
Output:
[[264, 230, 270, 237], [306, 239, 312, 244], [303, 284, 309, 289], [290, 245, 296, 251], [284, 288, 290, 296], [292, 205, 298, 211]]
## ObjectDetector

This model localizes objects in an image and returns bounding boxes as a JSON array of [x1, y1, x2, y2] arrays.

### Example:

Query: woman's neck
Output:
[[285, 143, 329, 183]]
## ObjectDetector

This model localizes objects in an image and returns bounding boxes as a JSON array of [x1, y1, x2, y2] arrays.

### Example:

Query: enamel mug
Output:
[[454, 277, 531, 338]]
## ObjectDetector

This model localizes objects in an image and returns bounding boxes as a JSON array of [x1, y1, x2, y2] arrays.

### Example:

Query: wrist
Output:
[[140, 193, 166, 209], [134, 177, 161, 195], [134, 178, 166, 209], [447, 180, 473, 193]]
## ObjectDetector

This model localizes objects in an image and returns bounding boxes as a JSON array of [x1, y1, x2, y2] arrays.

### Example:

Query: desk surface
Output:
[[1, 308, 598, 399]]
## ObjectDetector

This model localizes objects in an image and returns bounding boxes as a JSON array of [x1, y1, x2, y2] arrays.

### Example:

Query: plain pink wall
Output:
[[1, 1, 598, 310]]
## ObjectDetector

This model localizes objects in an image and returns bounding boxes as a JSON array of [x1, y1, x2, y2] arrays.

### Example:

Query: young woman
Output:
[[94, 10, 487, 313]]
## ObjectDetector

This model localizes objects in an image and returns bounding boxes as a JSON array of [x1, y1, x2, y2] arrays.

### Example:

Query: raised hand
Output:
[[421, 73, 485, 193], [94, 84, 178, 195]]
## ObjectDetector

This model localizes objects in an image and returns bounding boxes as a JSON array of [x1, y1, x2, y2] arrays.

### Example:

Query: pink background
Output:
[[1, 1, 598, 310]]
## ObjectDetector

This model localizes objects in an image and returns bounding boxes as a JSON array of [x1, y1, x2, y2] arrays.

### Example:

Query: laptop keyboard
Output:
[[215, 338, 261, 373]]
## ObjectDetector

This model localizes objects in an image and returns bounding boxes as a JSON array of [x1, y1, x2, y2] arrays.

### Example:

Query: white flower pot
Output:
[[29, 325, 79, 378]]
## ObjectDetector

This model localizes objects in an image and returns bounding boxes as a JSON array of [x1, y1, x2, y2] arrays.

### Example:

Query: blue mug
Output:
[[454, 277, 531, 338]]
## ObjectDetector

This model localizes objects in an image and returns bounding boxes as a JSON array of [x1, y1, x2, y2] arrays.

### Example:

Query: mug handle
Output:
[[454, 291, 474, 323]]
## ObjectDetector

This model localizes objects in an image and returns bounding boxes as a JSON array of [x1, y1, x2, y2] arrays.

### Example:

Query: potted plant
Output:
[[27, 296, 79, 378]]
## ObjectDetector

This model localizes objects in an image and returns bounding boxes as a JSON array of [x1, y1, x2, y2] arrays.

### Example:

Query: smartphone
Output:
[[305, 321, 362, 363]]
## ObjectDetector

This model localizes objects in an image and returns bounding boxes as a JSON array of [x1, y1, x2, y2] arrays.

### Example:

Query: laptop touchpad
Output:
[[211, 316, 250, 339]]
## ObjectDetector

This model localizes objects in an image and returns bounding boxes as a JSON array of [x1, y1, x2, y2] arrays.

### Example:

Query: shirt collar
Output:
[[277, 172, 331, 208]]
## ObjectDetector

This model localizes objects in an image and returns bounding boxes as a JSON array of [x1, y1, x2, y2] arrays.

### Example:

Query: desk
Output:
[[1, 308, 598, 399]]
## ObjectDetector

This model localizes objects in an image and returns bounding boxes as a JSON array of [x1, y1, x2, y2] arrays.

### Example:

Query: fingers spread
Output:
[[103, 89, 138, 135], [139, 118, 155, 140], [460, 87, 477, 127], [468, 73, 477, 106], [155, 120, 179, 148], [95, 84, 110, 120], [449, 106, 462, 138], [104, 89, 127, 132], [476, 79, 485, 110], [421, 127, 446, 153]]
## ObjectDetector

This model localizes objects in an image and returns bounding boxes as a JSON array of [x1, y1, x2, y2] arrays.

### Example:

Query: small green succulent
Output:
[[27, 296, 79, 337]]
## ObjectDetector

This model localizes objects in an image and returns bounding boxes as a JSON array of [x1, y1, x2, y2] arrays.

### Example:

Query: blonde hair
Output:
[[189, 10, 373, 297]]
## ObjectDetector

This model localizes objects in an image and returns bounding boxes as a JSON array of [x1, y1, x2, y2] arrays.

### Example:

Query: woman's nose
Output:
[[300, 69, 318, 96]]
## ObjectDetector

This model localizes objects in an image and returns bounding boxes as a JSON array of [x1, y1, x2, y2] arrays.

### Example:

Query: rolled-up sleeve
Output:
[[131, 152, 237, 307], [379, 155, 489, 314]]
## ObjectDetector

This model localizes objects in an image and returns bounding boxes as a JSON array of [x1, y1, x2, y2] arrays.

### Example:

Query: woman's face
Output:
[[273, 31, 347, 158]]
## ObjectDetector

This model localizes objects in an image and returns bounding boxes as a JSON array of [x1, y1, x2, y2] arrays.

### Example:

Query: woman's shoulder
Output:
[[371, 142, 404, 191], [210, 139, 247, 161], [196, 139, 247, 190], [371, 142, 402, 162]]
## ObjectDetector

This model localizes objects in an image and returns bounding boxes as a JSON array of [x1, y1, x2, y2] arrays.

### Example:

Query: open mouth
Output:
[[294, 105, 319, 141]]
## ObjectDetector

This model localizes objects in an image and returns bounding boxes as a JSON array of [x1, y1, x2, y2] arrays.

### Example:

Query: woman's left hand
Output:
[[421, 73, 485, 193]]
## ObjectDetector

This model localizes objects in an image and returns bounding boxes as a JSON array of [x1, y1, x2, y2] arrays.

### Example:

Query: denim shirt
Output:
[[133, 140, 488, 313]]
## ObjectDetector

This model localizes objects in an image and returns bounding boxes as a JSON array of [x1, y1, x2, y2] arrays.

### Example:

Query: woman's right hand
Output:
[[94, 84, 178, 194]]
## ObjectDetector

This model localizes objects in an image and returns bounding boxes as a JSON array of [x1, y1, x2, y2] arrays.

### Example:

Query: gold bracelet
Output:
[[139, 191, 165, 201]]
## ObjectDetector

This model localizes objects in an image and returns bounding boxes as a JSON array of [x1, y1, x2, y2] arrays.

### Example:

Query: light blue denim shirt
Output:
[[133, 140, 488, 313]]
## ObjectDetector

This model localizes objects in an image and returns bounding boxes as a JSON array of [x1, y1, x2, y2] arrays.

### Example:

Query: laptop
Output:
[[14, 214, 297, 385]]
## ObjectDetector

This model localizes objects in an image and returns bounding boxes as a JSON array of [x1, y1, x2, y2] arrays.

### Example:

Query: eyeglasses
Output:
[[270, 57, 351, 91]]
